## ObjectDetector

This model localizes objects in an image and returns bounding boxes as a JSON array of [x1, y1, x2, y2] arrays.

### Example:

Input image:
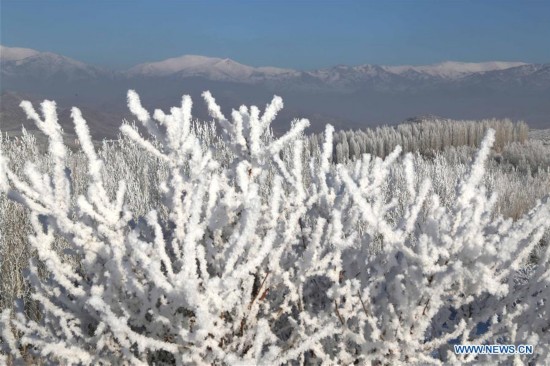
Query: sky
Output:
[[1, 0, 549, 70]]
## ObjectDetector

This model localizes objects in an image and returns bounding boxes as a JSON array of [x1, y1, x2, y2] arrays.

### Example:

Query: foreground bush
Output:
[[0, 91, 549, 365]]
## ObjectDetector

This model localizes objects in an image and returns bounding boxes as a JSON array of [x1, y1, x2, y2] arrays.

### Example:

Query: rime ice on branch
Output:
[[0, 91, 549, 365]]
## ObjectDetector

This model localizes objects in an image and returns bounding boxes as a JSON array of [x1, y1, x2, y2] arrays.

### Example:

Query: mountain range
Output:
[[1, 45, 549, 139]]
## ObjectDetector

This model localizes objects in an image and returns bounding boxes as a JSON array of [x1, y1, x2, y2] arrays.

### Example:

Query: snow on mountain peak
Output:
[[127, 54, 297, 81], [1, 45, 538, 87], [0, 45, 40, 62], [1, 45, 97, 69], [128, 55, 239, 77], [1, 45, 108, 81], [383, 61, 527, 78]]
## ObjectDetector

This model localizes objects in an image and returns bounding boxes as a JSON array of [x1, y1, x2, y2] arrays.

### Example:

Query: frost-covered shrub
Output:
[[500, 139, 550, 175], [392, 147, 550, 220], [1, 92, 549, 365]]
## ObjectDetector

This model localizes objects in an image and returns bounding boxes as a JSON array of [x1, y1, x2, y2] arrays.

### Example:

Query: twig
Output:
[[357, 290, 369, 317], [334, 300, 345, 327], [249, 271, 270, 310]]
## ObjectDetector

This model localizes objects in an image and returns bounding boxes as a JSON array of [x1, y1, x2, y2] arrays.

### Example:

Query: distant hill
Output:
[[1, 45, 549, 139]]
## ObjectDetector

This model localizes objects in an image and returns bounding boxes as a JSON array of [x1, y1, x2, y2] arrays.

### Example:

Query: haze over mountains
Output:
[[1, 45, 549, 139]]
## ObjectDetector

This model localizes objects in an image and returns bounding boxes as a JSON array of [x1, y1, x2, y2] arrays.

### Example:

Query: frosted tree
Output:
[[1, 91, 549, 365], [330, 118, 528, 163]]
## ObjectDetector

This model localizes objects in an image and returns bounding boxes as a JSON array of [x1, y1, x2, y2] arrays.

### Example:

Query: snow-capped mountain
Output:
[[1, 45, 110, 81], [127, 54, 299, 82], [126, 56, 530, 86], [1, 44, 549, 136], [382, 61, 528, 79], [0, 45, 40, 62], [460, 63, 550, 88], [126, 52, 528, 80], [0, 45, 540, 87], [296, 61, 537, 91]]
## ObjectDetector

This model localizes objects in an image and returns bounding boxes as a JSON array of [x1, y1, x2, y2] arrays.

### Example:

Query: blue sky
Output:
[[1, 0, 549, 70]]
